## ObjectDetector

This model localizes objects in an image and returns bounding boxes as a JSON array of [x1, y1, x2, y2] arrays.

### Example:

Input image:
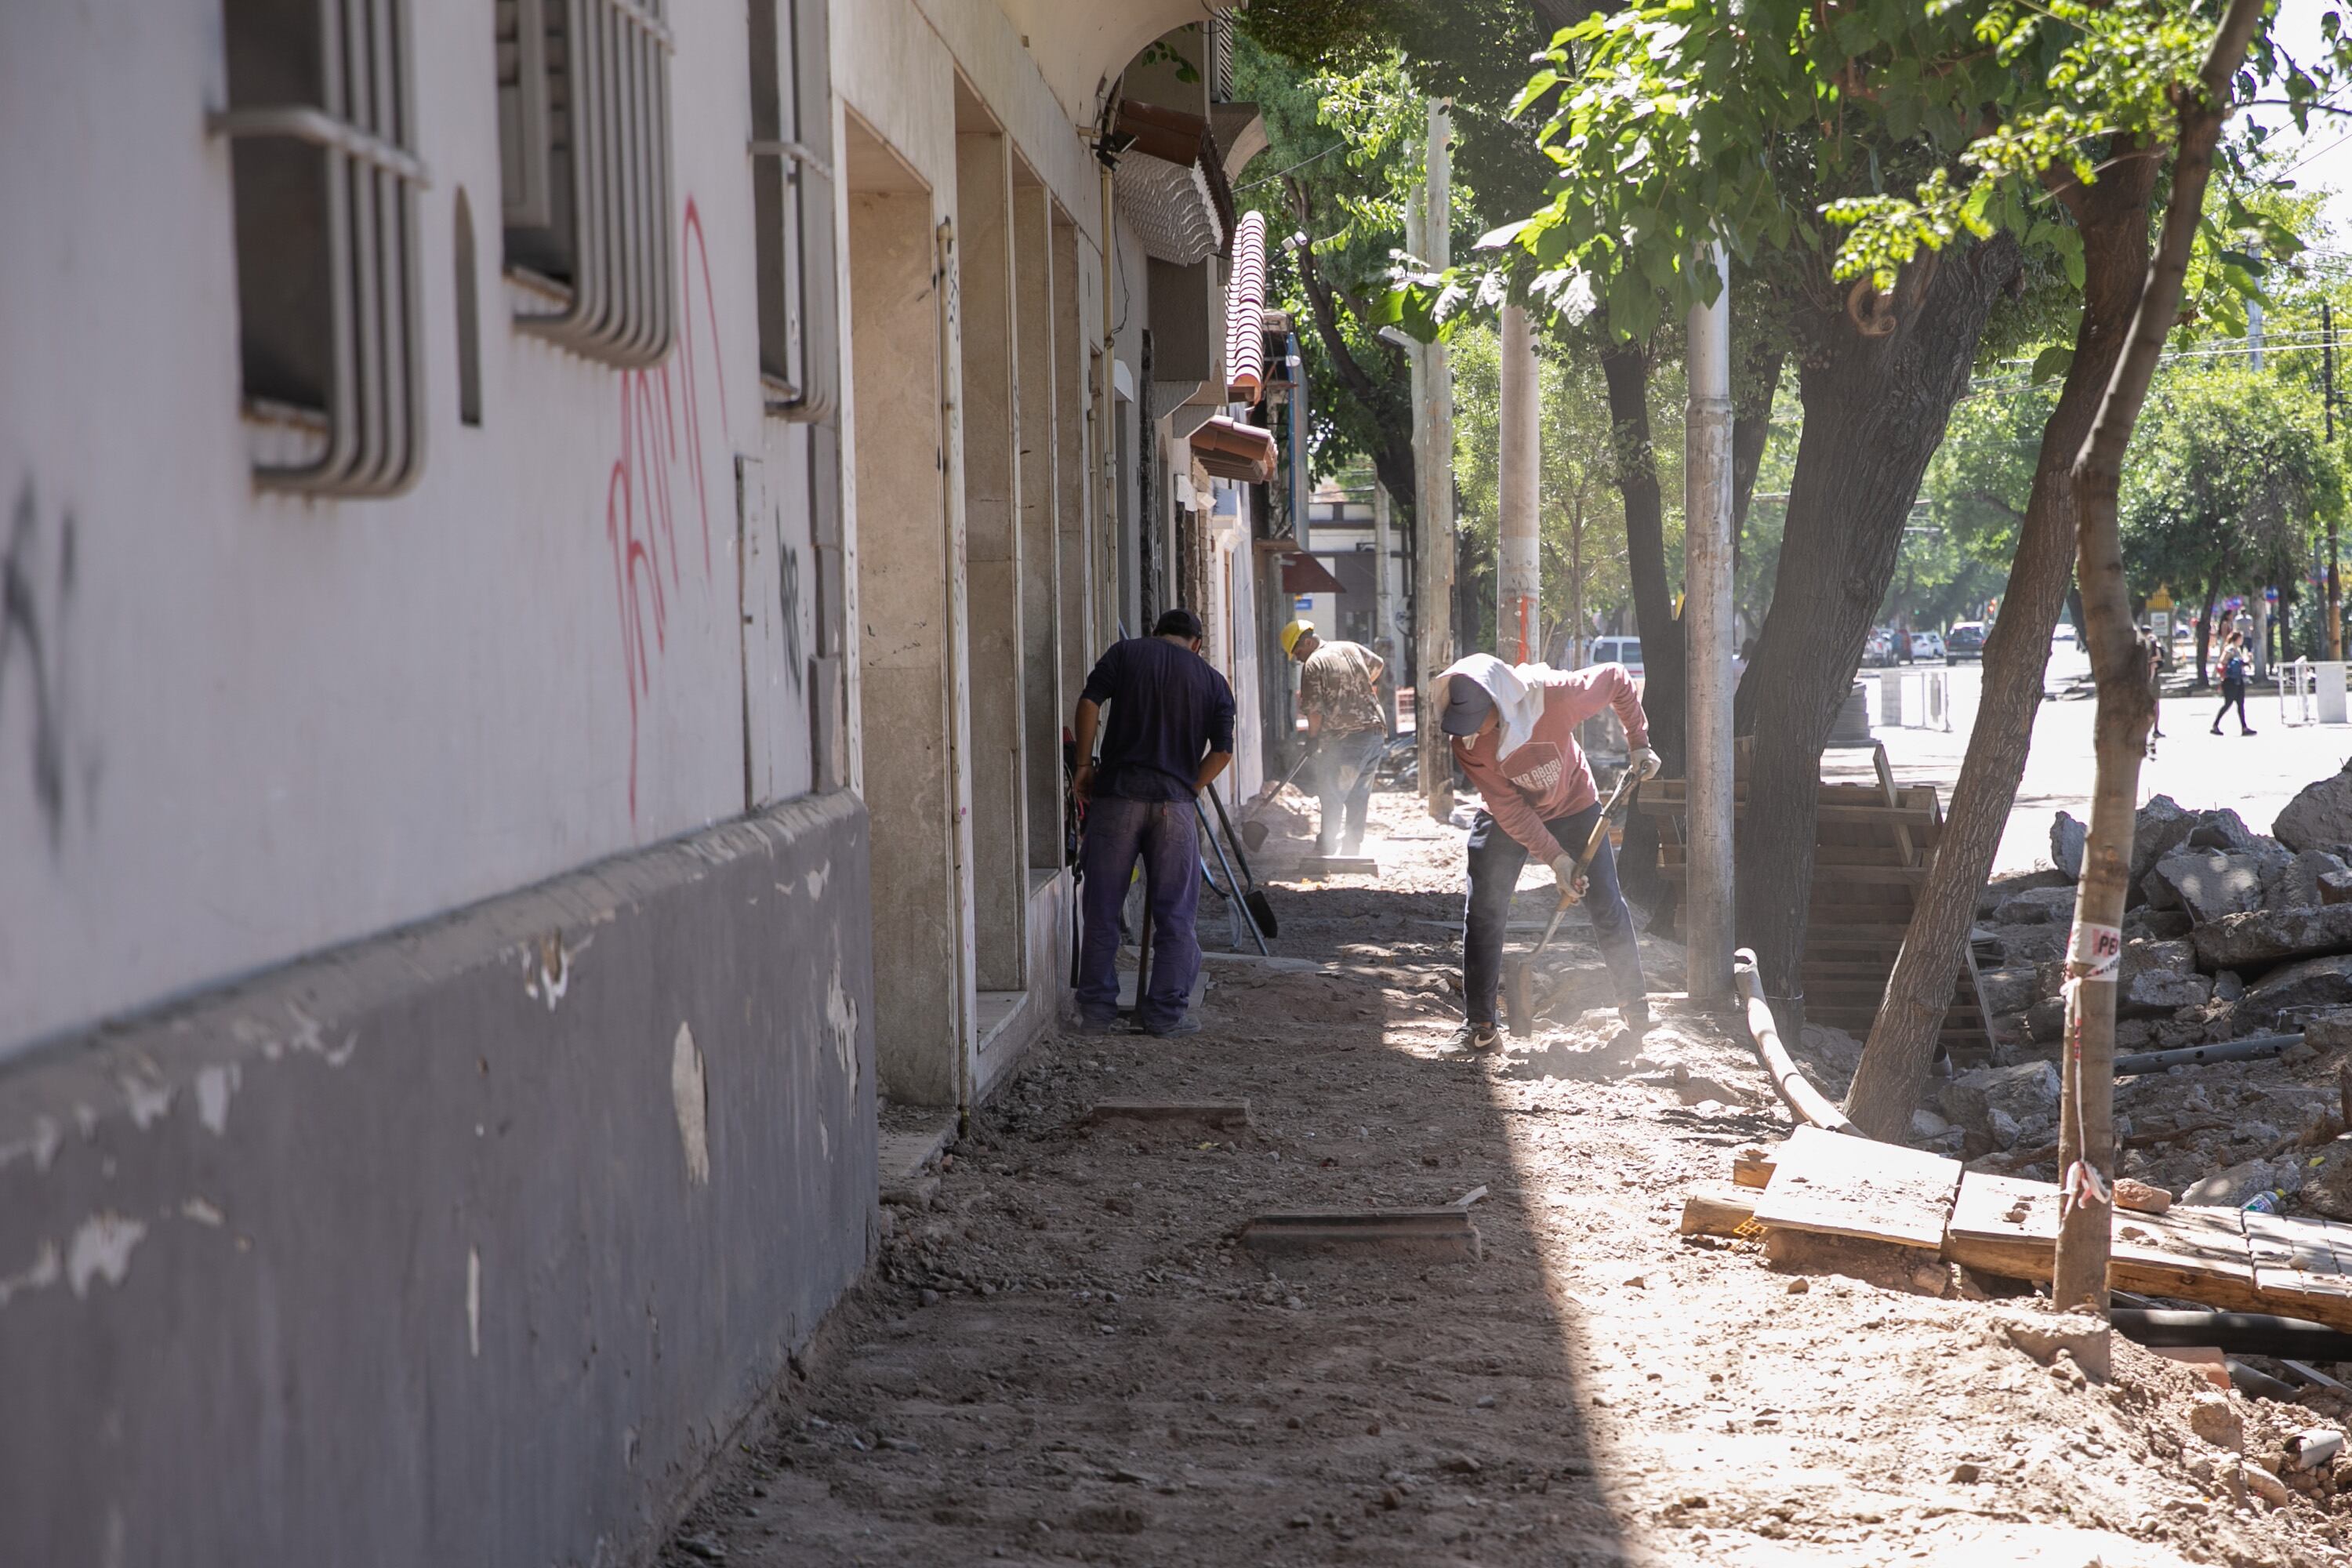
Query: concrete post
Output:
[[1497, 303, 1541, 663], [1683, 242, 1736, 1004], [1373, 480, 1397, 728], [1415, 98, 1456, 822]]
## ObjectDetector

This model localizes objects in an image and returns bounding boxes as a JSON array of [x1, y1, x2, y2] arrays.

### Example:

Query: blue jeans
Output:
[[1462, 803, 1646, 1028], [1314, 729, 1386, 855], [1077, 796, 1201, 1029]]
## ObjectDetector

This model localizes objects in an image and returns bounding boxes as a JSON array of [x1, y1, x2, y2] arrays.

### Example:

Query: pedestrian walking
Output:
[[2144, 630, 2165, 758], [1437, 652, 1661, 1053], [1281, 618, 1387, 858], [1070, 609, 1236, 1037], [2211, 630, 2256, 736]]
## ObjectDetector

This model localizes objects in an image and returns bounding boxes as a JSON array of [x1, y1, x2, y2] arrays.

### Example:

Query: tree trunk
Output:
[[2196, 581, 2216, 688], [1601, 337, 1679, 915], [1733, 238, 2024, 1014], [2055, 0, 2264, 1312], [1842, 151, 2157, 1139]]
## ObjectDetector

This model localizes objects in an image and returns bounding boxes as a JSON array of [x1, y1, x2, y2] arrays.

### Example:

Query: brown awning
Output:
[[1190, 416, 1276, 484], [1280, 553, 1345, 594], [1112, 100, 1238, 264]]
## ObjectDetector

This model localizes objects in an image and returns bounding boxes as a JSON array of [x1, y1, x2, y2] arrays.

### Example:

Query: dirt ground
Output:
[[661, 789, 2352, 1568]]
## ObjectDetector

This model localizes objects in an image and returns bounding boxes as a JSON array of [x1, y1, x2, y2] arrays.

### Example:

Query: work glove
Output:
[[1628, 746, 1663, 782], [1548, 851, 1588, 902]]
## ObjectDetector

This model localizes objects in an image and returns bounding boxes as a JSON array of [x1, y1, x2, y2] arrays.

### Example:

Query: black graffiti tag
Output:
[[777, 523, 804, 695], [2, 480, 85, 855]]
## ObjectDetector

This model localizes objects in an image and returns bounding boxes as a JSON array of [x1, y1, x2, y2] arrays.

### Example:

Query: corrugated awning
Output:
[[1190, 415, 1276, 484], [1112, 100, 1237, 266], [1225, 211, 1269, 403], [1280, 552, 1345, 594]]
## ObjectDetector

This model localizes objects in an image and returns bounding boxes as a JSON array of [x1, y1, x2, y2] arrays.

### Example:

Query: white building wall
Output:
[[0, 0, 832, 1058]]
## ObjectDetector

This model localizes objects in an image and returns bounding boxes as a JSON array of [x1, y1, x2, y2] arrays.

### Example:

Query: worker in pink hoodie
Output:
[[1436, 653, 1661, 1051]]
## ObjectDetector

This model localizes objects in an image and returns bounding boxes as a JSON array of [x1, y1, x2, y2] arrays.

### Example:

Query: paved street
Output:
[[1847, 648, 2352, 873]]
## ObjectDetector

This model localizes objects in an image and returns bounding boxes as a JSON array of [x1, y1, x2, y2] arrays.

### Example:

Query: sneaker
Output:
[[1072, 1011, 1121, 1036], [1142, 1016, 1203, 1038], [1449, 1021, 1501, 1054], [2241, 728, 2259, 736]]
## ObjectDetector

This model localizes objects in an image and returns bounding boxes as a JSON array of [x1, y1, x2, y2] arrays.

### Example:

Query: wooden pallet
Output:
[[1639, 744, 1995, 1062]]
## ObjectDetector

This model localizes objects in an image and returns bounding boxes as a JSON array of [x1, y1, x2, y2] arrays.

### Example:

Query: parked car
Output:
[[1862, 628, 1895, 667], [2052, 622, 2077, 646], [1946, 622, 1987, 662], [1910, 629, 1945, 660], [1588, 636, 1645, 674]]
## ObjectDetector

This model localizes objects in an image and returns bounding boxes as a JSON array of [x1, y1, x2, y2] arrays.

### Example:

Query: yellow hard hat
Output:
[[1280, 619, 1315, 658]]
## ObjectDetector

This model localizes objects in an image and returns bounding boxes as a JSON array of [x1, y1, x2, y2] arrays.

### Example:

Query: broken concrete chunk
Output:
[[2324, 869, 2352, 907], [2215, 971, 2247, 1004], [2187, 1392, 2244, 1450], [2121, 966, 2212, 1018], [2051, 811, 2086, 881], [2245, 953, 2352, 1028], [2025, 997, 2067, 1044], [2275, 764, 2352, 855], [2131, 796, 2201, 903], [2190, 808, 2259, 852], [1993, 886, 2078, 925], [2147, 851, 2270, 924], [2183, 1157, 2300, 1210], [1991, 1309, 2111, 1383], [2267, 850, 2350, 914], [2295, 1143, 2352, 1221], [2306, 1011, 2352, 1052], [2190, 904, 2352, 970], [1976, 967, 2039, 1017], [1938, 1061, 2060, 1142]]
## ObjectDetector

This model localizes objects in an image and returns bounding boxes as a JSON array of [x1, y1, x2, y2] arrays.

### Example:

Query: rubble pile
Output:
[[1935, 764, 2352, 1193]]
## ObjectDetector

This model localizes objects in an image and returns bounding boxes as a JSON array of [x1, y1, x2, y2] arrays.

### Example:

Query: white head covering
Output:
[[1436, 654, 1548, 757]]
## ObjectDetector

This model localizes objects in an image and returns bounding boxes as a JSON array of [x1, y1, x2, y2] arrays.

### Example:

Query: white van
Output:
[[1588, 636, 1645, 673]]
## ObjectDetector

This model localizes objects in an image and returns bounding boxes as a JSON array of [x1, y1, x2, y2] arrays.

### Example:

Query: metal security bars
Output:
[[496, 0, 676, 367], [746, 0, 838, 421], [212, 0, 427, 496]]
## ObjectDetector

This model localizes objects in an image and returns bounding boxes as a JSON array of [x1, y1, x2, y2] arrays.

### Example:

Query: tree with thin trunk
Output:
[[2056, 0, 2268, 1308]]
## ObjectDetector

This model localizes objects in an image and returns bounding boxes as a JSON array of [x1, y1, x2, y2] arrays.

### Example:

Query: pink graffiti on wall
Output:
[[607, 197, 731, 822]]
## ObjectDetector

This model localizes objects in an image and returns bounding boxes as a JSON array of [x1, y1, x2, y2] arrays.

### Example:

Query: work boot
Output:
[[1142, 1016, 1203, 1038], [1072, 1010, 1121, 1036], [1449, 1021, 1501, 1054], [1621, 998, 1653, 1036]]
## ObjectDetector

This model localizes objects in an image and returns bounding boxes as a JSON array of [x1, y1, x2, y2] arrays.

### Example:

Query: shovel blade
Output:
[[1503, 958, 1533, 1036]]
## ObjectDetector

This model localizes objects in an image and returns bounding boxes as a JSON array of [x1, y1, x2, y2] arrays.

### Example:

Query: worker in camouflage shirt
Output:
[[1283, 619, 1387, 857]]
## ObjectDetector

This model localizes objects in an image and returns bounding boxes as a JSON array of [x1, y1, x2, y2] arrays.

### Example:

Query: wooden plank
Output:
[[1238, 1208, 1481, 1261], [1681, 1186, 1758, 1236], [1087, 1100, 1254, 1129], [1750, 1125, 1961, 1252], [2111, 1207, 2263, 1310], [2245, 1211, 2345, 1275], [1944, 1171, 2059, 1280]]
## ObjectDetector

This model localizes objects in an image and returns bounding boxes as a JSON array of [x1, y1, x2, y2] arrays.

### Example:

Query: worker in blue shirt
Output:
[[1070, 609, 1236, 1036]]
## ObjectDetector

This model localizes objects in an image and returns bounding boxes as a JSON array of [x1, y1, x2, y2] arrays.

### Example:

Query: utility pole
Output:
[[1497, 303, 1541, 662], [1414, 98, 1456, 822], [2328, 299, 2342, 661], [1683, 243, 1736, 1004]]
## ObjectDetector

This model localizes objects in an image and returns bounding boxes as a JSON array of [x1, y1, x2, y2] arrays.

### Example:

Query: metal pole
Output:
[[1497, 303, 1541, 663], [1684, 243, 1737, 1004], [1415, 98, 1456, 822]]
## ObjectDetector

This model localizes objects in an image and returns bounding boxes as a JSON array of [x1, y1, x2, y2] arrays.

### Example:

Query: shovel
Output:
[[1205, 782, 1278, 939], [1502, 769, 1639, 1036]]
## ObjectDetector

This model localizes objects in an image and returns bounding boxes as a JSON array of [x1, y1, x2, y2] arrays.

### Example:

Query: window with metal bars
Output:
[[212, 0, 427, 496], [495, 0, 675, 367], [746, 0, 838, 420]]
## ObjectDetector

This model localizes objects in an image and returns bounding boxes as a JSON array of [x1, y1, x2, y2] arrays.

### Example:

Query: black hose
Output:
[[2112, 1306, 2352, 1360]]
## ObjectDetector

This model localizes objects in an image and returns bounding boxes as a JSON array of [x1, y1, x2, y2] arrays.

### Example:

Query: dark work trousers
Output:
[[2213, 681, 2252, 733], [1462, 803, 1646, 1028], [1314, 728, 1386, 856], [1076, 796, 1202, 1030]]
